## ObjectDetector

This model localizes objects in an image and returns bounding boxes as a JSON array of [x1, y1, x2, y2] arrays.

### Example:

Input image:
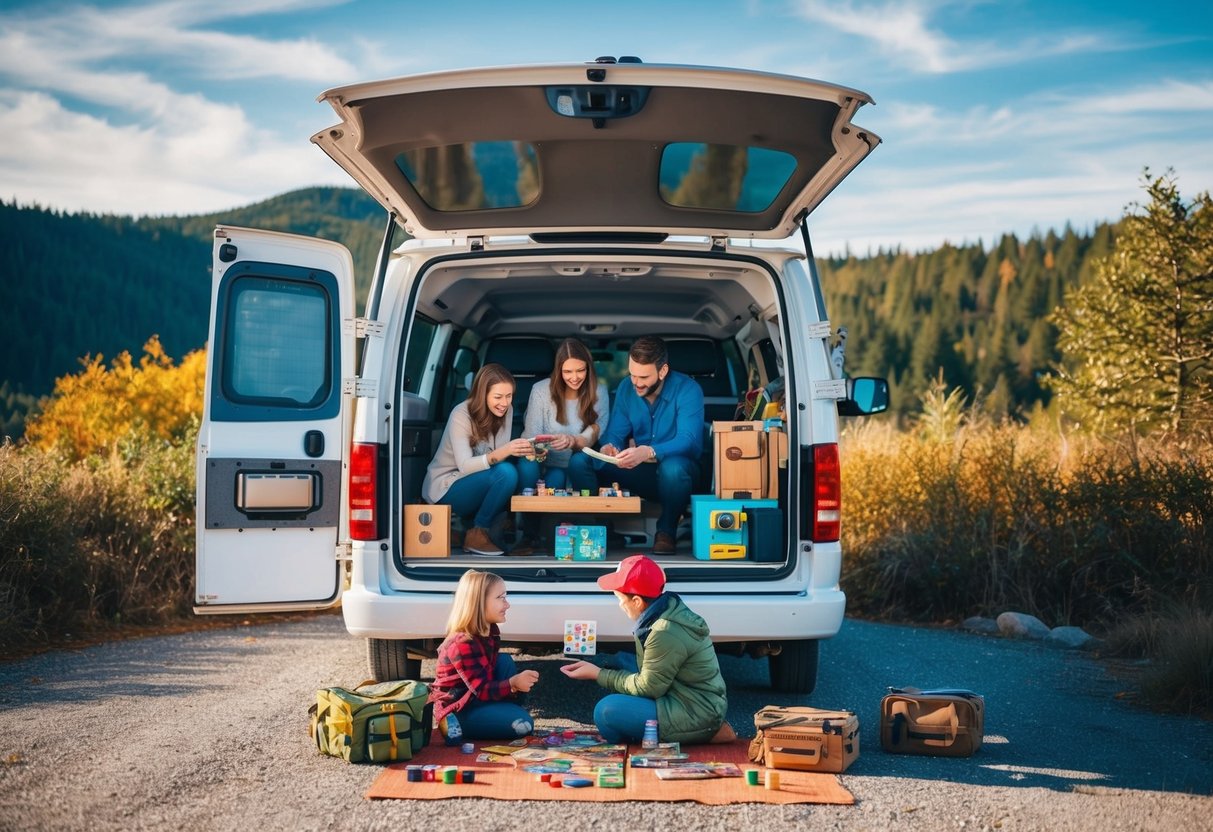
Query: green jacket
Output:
[[596, 594, 728, 744]]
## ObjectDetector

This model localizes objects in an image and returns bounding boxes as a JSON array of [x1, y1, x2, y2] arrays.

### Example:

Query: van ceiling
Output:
[[415, 259, 775, 340]]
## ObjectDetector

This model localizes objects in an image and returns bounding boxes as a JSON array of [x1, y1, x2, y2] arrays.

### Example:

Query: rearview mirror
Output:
[[837, 377, 889, 417]]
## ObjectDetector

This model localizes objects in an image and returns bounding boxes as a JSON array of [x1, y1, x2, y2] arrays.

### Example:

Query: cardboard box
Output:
[[403, 504, 450, 558], [554, 524, 607, 561], [712, 421, 787, 500], [690, 495, 777, 560], [713, 421, 767, 499], [765, 426, 787, 500], [756, 706, 859, 774]]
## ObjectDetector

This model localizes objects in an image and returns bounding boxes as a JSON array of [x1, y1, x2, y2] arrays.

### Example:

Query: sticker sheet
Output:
[[563, 619, 597, 655]]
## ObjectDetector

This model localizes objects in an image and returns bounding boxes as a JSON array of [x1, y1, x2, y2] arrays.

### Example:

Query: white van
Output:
[[194, 59, 888, 694]]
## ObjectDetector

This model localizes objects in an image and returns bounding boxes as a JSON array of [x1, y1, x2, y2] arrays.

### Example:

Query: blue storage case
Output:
[[690, 495, 777, 560]]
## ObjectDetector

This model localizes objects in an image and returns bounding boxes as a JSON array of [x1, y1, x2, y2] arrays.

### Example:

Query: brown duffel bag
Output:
[[879, 687, 984, 757]]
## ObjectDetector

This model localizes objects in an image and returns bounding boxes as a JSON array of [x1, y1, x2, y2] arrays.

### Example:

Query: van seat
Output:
[[484, 337, 556, 437], [665, 338, 738, 493]]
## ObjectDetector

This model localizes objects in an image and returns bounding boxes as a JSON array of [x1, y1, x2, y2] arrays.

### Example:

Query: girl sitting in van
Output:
[[429, 569, 539, 743], [518, 337, 610, 499], [422, 363, 535, 556]]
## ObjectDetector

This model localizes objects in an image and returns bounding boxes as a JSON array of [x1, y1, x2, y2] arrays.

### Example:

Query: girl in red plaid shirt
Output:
[[428, 570, 539, 744]]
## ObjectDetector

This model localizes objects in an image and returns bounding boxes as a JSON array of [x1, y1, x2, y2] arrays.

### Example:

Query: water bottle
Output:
[[642, 718, 659, 749]]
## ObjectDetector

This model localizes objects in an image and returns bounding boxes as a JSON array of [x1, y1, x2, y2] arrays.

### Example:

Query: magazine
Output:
[[580, 447, 622, 465], [653, 762, 743, 780], [629, 754, 691, 767]]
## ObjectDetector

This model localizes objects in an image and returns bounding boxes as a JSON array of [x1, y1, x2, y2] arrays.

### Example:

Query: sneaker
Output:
[[652, 531, 676, 555], [438, 713, 463, 746], [463, 527, 504, 556]]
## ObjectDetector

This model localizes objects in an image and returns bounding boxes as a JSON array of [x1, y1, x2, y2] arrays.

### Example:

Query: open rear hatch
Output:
[[312, 60, 879, 240]]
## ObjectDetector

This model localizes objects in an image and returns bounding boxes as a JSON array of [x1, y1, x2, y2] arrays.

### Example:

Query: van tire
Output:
[[768, 639, 819, 694], [367, 638, 422, 681]]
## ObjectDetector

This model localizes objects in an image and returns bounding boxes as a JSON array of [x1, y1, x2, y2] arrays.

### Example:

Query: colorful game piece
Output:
[[563, 619, 597, 655], [597, 769, 625, 788]]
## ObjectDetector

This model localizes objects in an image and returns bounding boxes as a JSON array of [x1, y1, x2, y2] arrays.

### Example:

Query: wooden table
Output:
[[510, 495, 642, 513]]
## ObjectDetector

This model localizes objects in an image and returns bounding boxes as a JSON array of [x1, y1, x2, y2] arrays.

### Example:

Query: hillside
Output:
[[0, 188, 388, 437], [0, 188, 1119, 439]]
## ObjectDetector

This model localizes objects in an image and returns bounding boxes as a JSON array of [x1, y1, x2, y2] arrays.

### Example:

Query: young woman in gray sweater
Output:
[[518, 337, 609, 499]]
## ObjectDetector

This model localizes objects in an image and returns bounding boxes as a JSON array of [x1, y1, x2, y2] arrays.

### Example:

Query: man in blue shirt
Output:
[[594, 336, 704, 555]]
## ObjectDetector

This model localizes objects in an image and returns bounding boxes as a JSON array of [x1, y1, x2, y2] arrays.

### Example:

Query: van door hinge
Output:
[[469, 236, 485, 251], [344, 317, 385, 339], [710, 236, 727, 252], [336, 542, 352, 562], [342, 378, 379, 398]]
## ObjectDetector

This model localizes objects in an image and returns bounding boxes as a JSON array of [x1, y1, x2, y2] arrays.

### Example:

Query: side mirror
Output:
[[837, 377, 889, 417]]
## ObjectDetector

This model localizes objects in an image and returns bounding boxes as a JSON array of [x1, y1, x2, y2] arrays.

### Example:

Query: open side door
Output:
[[195, 226, 355, 613]]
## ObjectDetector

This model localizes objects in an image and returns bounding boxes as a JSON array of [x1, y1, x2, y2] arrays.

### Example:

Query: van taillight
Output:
[[811, 443, 841, 542], [349, 442, 380, 541]]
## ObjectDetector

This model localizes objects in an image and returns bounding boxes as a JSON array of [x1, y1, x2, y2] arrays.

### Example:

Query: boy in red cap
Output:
[[561, 555, 735, 744]]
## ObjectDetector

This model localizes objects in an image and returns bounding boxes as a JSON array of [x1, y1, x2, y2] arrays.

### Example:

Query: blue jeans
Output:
[[518, 454, 598, 494], [439, 462, 519, 529], [517, 457, 568, 491], [458, 654, 535, 740], [594, 693, 658, 744], [597, 455, 698, 536], [593, 651, 655, 743]]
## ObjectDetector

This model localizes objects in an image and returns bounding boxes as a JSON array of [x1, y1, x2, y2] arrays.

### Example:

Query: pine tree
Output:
[[1048, 170, 1213, 436]]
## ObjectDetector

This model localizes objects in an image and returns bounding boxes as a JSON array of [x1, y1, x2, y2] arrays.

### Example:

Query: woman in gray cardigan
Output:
[[518, 337, 609, 500], [423, 363, 536, 556]]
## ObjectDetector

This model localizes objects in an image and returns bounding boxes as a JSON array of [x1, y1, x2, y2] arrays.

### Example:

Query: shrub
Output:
[[0, 336, 201, 655], [0, 435, 198, 655], [841, 417, 1213, 626], [0, 441, 82, 649]]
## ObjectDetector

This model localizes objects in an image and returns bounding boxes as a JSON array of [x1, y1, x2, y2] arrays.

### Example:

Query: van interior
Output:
[[392, 249, 794, 563]]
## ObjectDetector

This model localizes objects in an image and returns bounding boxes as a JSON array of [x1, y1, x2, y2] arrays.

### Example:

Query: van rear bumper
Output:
[[342, 585, 845, 644]]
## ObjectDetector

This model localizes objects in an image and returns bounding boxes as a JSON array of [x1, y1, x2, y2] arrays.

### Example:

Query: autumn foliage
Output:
[[24, 336, 205, 461]]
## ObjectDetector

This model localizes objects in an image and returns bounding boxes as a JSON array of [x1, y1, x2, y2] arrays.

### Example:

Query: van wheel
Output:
[[367, 638, 422, 681], [768, 639, 819, 694]]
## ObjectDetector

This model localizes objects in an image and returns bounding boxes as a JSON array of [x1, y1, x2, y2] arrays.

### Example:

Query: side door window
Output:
[[402, 317, 438, 394], [211, 269, 340, 421]]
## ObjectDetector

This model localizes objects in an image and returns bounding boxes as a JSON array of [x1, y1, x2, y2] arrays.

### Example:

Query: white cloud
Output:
[[0, 0, 363, 215], [790, 0, 1108, 74], [0, 90, 346, 217], [0, 0, 356, 89], [1073, 79, 1213, 115], [814, 73, 1213, 254]]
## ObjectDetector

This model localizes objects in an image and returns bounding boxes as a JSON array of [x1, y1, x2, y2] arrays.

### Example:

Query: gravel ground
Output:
[[1, 612, 1210, 831]]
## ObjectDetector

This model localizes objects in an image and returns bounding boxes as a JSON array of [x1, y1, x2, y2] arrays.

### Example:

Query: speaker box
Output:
[[403, 504, 450, 558], [747, 506, 784, 562]]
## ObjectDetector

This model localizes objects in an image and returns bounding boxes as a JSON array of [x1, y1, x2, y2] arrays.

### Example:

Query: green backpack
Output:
[[309, 679, 433, 763]]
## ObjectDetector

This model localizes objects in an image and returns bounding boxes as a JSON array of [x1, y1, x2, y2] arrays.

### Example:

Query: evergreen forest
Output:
[[0, 186, 1119, 438]]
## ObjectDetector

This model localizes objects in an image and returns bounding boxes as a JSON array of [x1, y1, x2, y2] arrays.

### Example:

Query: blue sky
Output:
[[1, 0, 1210, 255]]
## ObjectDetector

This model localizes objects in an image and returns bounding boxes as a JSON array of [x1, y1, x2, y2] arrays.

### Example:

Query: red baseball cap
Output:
[[597, 555, 666, 597]]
